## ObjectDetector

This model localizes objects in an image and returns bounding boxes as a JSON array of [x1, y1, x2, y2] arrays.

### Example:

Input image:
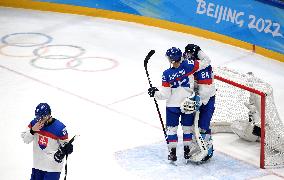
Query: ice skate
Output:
[[168, 148, 177, 165]]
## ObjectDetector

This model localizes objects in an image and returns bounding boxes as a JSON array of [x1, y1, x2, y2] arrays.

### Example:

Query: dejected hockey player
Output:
[[21, 103, 73, 180], [183, 44, 216, 162], [147, 47, 210, 163]]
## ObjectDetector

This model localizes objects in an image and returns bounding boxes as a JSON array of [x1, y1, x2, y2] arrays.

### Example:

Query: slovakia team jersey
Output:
[[194, 65, 216, 105], [21, 118, 68, 172], [194, 65, 213, 85], [154, 59, 199, 107]]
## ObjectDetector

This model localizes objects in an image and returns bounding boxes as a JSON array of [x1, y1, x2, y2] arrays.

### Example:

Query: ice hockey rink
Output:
[[0, 7, 284, 180]]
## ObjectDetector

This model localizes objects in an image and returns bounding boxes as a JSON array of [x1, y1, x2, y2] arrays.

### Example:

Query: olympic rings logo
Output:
[[2, 32, 52, 47], [0, 32, 119, 72]]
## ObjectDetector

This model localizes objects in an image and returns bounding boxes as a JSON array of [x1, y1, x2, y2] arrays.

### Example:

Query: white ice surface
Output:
[[0, 7, 283, 180]]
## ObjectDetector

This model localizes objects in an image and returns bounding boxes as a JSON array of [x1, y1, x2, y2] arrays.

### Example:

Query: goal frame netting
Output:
[[212, 67, 284, 169]]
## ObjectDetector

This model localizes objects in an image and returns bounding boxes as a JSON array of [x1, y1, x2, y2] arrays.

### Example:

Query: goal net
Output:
[[211, 67, 284, 168]]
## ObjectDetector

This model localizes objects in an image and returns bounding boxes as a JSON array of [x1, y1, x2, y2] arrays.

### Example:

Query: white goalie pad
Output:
[[189, 150, 208, 162], [188, 111, 208, 162]]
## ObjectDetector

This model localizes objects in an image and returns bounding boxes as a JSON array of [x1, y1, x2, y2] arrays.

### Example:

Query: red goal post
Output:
[[214, 73, 266, 168]]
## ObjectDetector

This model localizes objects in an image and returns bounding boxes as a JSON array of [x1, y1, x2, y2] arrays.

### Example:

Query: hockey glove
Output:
[[181, 95, 201, 114], [54, 147, 65, 163], [54, 143, 73, 163], [63, 142, 73, 155], [148, 87, 158, 97]]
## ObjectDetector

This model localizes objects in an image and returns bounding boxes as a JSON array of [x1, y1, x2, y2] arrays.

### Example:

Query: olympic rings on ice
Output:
[[1, 32, 52, 47], [0, 32, 119, 72], [66, 57, 119, 72], [33, 45, 85, 59], [30, 55, 82, 70], [0, 44, 49, 58]]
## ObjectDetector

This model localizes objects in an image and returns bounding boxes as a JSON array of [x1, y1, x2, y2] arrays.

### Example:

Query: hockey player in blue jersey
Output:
[[148, 47, 211, 162], [184, 44, 216, 161], [21, 103, 73, 180]]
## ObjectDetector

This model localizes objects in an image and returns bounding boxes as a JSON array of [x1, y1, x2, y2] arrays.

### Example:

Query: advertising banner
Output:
[[35, 0, 284, 55]]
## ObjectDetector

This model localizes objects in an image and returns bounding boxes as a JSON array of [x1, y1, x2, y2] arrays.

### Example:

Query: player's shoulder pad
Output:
[[162, 68, 174, 79], [182, 59, 197, 73], [163, 67, 173, 74], [51, 119, 68, 139], [182, 59, 195, 65], [197, 65, 212, 73]]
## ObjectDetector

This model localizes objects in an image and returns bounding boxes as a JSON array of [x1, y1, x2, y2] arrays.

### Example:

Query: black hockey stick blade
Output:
[[144, 50, 155, 66], [146, 50, 155, 59], [68, 135, 77, 145]]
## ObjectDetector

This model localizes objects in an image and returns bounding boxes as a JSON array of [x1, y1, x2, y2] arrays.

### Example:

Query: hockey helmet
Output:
[[184, 44, 201, 59], [35, 103, 51, 121], [166, 47, 182, 62]]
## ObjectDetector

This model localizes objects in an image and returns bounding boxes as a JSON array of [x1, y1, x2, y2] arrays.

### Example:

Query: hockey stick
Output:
[[189, 110, 208, 162], [144, 50, 168, 144], [64, 135, 78, 180]]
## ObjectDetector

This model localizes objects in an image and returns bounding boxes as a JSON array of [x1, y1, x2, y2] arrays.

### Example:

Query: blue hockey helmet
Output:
[[35, 103, 51, 121], [166, 47, 182, 62]]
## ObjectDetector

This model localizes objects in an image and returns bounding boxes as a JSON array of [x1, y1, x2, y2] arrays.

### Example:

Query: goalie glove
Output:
[[180, 93, 201, 114]]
